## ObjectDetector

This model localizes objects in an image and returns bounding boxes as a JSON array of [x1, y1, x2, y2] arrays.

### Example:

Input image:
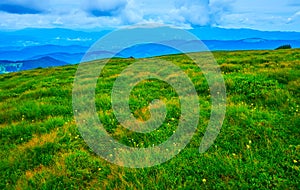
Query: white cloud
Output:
[[171, 0, 210, 26], [209, 0, 235, 25], [208, 0, 300, 31], [288, 11, 300, 23], [161, 0, 236, 27], [284, 11, 300, 31], [66, 37, 92, 42], [0, 0, 300, 31]]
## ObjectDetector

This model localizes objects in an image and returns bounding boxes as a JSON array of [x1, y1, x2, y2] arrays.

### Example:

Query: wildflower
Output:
[[294, 160, 298, 163], [98, 168, 102, 171], [232, 153, 236, 156], [202, 179, 207, 183], [246, 145, 251, 149], [249, 140, 252, 144]]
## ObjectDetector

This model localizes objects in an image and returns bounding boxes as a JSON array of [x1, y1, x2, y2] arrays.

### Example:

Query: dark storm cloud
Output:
[[0, 0, 44, 14], [0, 4, 42, 14], [85, 0, 127, 17]]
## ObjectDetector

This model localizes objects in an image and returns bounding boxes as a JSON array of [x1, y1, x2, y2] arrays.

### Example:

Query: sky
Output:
[[0, 0, 300, 31]]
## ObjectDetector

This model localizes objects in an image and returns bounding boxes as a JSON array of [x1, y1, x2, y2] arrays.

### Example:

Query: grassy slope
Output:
[[0, 49, 299, 189]]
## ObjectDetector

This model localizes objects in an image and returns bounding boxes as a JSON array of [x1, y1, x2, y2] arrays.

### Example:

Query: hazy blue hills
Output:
[[0, 45, 88, 61], [1, 39, 298, 61], [1, 27, 299, 47], [0, 27, 300, 74], [0, 57, 67, 74], [190, 27, 300, 40], [29, 52, 85, 64], [116, 43, 181, 58], [203, 39, 300, 51], [115, 39, 300, 58], [0, 28, 110, 47]]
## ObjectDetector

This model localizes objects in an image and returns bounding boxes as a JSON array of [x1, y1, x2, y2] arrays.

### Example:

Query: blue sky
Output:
[[0, 0, 299, 31]]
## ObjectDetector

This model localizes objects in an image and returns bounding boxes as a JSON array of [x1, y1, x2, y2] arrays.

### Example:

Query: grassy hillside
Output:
[[0, 49, 299, 189]]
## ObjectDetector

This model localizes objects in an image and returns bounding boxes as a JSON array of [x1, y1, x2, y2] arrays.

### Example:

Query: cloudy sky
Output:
[[0, 0, 299, 31]]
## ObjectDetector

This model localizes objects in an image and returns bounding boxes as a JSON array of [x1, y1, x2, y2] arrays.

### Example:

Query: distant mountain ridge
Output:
[[0, 27, 300, 74], [0, 45, 88, 61], [0, 57, 68, 74], [0, 27, 299, 48], [189, 27, 300, 41], [29, 52, 85, 64], [0, 28, 110, 47]]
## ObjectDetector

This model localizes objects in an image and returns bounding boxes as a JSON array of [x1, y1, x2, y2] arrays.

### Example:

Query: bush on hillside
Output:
[[275, 44, 292, 50]]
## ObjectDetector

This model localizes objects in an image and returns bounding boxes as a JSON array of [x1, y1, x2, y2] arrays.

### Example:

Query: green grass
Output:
[[0, 49, 299, 189]]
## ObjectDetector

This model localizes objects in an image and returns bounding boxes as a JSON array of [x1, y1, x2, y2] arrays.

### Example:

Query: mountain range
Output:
[[0, 57, 67, 74], [0, 27, 299, 73]]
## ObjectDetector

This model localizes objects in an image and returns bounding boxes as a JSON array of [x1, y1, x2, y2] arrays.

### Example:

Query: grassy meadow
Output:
[[0, 49, 299, 189]]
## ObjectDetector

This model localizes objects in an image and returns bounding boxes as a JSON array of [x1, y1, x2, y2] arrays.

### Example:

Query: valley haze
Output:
[[0, 27, 300, 74]]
